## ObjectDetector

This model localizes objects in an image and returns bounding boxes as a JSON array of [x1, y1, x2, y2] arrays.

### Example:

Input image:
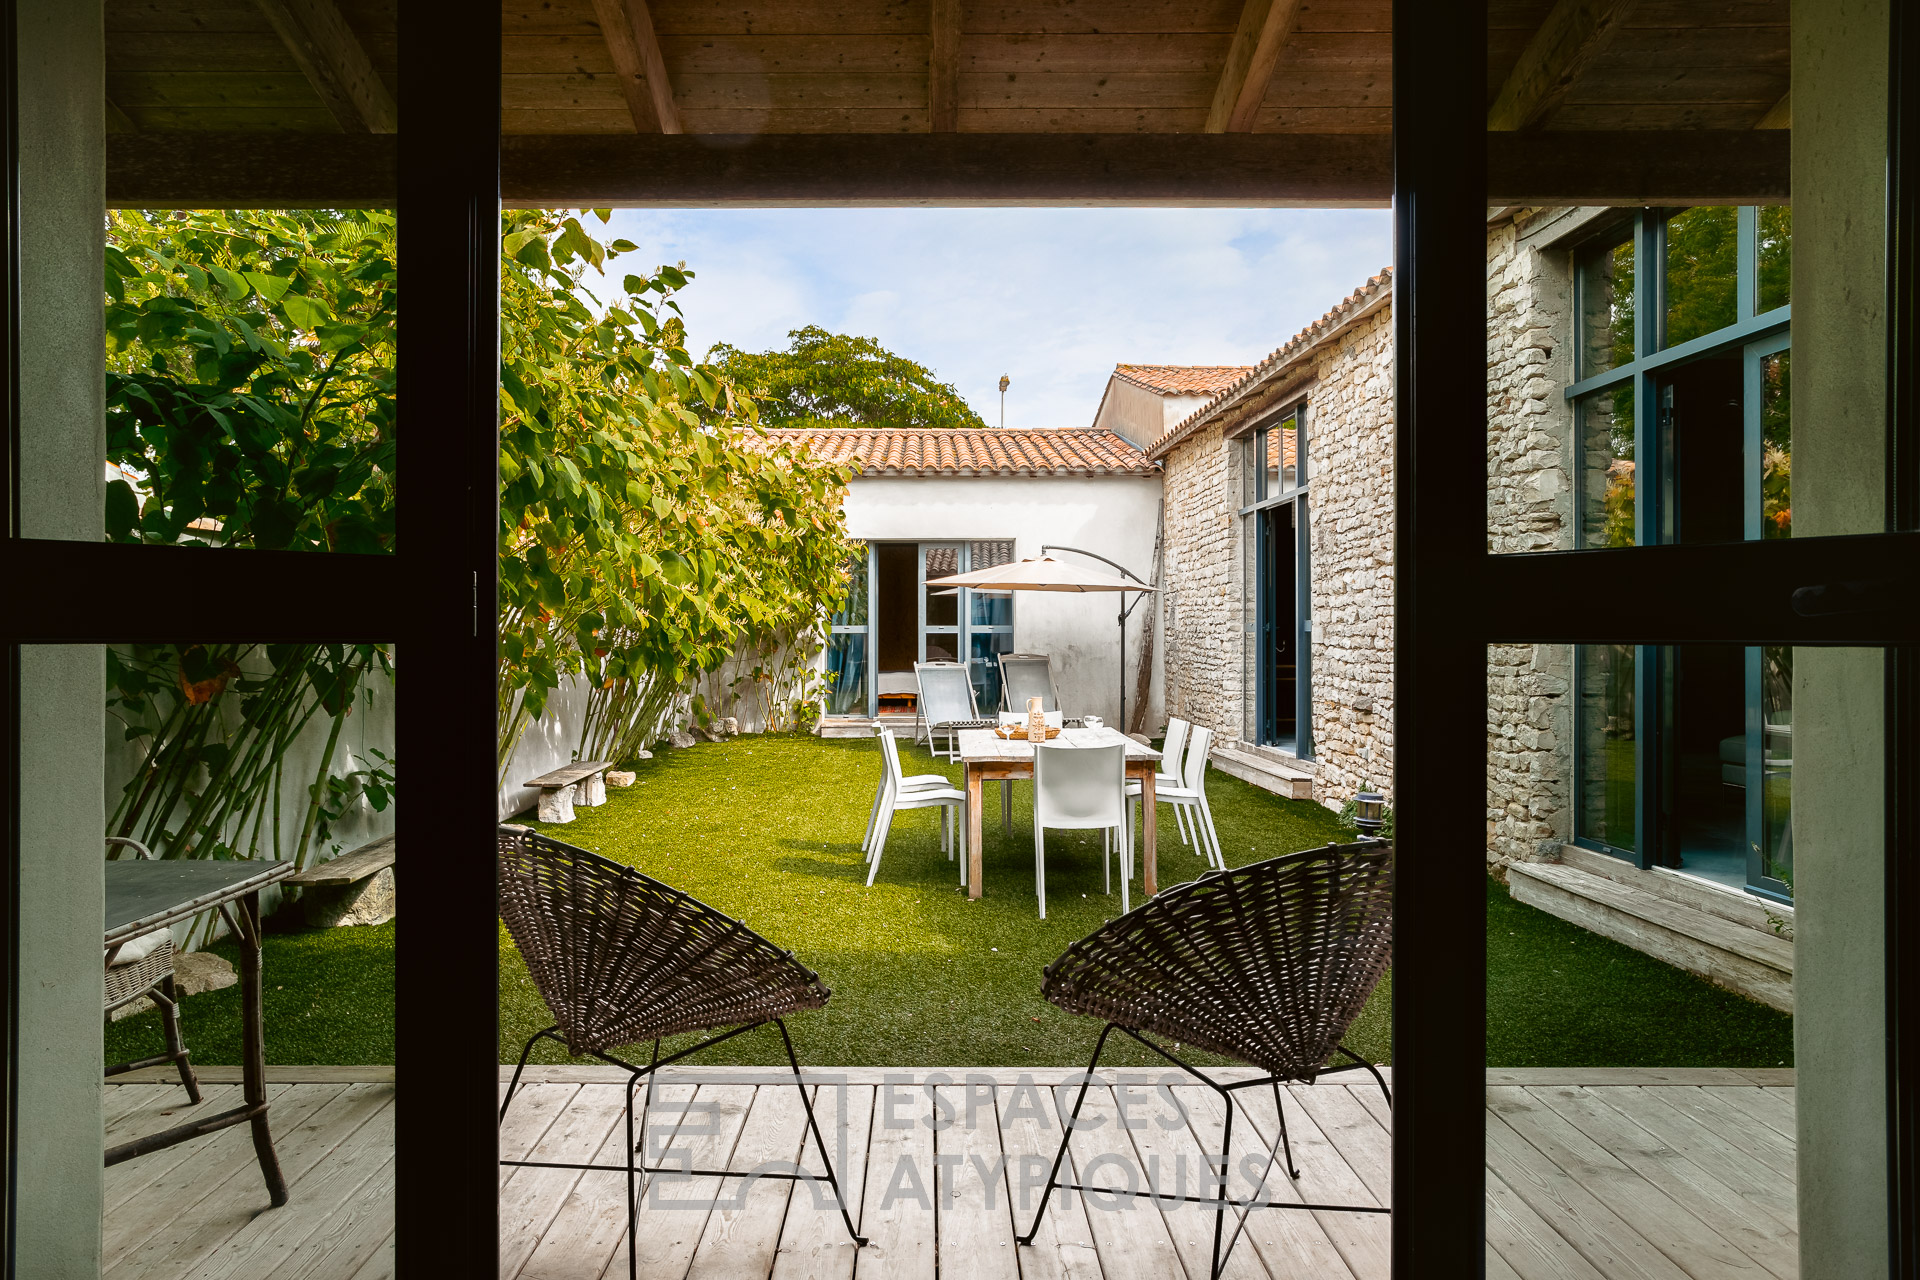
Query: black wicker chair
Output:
[[497, 826, 865, 1277], [1017, 839, 1394, 1280]]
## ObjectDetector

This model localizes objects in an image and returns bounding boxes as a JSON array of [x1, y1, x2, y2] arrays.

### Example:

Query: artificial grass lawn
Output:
[[104, 735, 1793, 1071], [103, 920, 395, 1068]]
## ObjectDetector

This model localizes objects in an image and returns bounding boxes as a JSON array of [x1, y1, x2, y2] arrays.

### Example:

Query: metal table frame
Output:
[[103, 859, 297, 1205]]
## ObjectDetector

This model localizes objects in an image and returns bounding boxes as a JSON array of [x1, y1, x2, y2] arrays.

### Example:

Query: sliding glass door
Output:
[[824, 543, 874, 717]]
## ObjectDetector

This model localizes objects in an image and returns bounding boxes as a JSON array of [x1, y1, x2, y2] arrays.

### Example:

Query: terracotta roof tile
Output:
[[1148, 269, 1394, 459], [1111, 364, 1253, 395], [763, 427, 1159, 477]]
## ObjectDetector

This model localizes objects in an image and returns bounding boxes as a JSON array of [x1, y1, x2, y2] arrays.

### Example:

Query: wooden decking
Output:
[[104, 1064, 1798, 1280]]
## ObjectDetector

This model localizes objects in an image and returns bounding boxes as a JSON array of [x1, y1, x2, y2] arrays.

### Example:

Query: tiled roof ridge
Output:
[[1109, 363, 1255, 395], [1148, 268, 1393, 459], [762, 425, 1159, 478]]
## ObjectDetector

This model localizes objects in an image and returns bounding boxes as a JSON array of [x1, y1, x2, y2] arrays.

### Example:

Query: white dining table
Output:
[[956, 726, 1163, 900]]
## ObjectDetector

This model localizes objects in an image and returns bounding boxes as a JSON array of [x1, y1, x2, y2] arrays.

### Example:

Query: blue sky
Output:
[[601, 208, 1392, 431]]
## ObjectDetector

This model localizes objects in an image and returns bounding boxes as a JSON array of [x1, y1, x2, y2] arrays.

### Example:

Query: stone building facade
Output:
[[1149, 272, 1396, 808]]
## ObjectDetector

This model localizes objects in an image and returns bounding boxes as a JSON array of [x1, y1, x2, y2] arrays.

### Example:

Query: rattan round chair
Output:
[[497, 826, 865, 1277], [1017, 838, 1394, 1280]]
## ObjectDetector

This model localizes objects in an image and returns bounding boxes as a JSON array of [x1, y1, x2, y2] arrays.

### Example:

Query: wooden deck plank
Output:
[[1703, 1087, 1797, 1142], [686, 1084, 816, 1280], [498, 1082, 584, 1184], [1233, 1085, 1390, 1280], [1483, 1109, 1695, 1280], [853, 1079, 937, 1280], [933, 1084, 1023, 1280], [1585, 1089, 1797, 1229], [499, 1083, 634, 1277], [105, 1085, 267, 1217], [188, 1100, 396, 1280], [1534, 1086, 1797, 1279], [1287, 1085, 1391, 1200], [1671, 1090, 1798, 1180], [258, 1149, 398, 1280], [1489, 1086, 1772, 1279], [992, 1082, 1104, 1280], [107, 1083, 391, 1280], [1484, 1166, 1610, 1280], [515, 1082, 699, 1280], [1175, 1084, 1361, 1280], [1059, 1084, 1194, 1280], [626, 1084, 758, 1280], [345, 1235, 394, 1280], [770, 1082, 874, 1280], [1115, 1082, 1270, 1279], [1486, 1244, 1528, 1280]]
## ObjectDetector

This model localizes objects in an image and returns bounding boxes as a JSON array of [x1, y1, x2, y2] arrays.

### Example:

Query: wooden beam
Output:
[[590, 0, 681, 135], [104, 130, 1787, 210], [107, 133, 398, 208], [251, 0, 396, 133], [1206, 0, 1304, 134], [930, 0, 960, 132], [1755, 91, 1790, 130], [1486, 0, 1634, 132], [105, 97, 136, 134]]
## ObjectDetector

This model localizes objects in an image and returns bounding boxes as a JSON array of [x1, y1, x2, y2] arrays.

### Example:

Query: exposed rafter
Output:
[[1486, 0, 1634, 132], [930, 0, 960, 132], [1755, 91, 1790, 129], [251, 0, 395, 133], [1207, 0, 1304, 133], [591, 0, 681, 135], [106, 97, 136, 134]]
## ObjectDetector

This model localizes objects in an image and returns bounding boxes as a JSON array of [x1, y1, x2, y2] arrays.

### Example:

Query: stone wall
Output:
[[1158, 297, 1395, 809], [1485, 211, 1579, 868]]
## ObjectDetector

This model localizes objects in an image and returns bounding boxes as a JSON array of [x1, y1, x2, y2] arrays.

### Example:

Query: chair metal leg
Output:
[[1034, 823, 1047, 919], [500, 1025, 563, 1122], [1197, 793, 1224, 868], [866, 794, 896, 886], [1208, 1090, 1235, 1280], [1016, 1022, 1116, 1247], [776, 1019, 868, 1247], [154, 976, 202, 1104], [1270, 1080, 1302, 1179]]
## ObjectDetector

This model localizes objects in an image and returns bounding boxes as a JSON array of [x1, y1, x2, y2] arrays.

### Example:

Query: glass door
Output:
[[825, 543, 874, 717], [918, 543, 964, 665]]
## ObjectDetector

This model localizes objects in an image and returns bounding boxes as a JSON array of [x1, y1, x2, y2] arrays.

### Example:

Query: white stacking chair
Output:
[[867, 729, 969, 888], [1152, 718, 1194, 847], [991, 710, 1064, 836], [1032, 741, 1130, 919], [864, 725, 951, 855], [1128, 724, 1224, 871]]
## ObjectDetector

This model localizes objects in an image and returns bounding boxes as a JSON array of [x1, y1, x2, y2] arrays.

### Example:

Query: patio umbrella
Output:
[[926, 551, 1158, 730]]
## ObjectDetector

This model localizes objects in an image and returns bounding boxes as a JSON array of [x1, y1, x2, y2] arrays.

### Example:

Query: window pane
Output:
[[831, 547, 868, 627], [1761, 350, 1792, 538], [1276, 414, 1299, 491], [1577, 643, 1637, 852], [1242, 432, 1260, 505], [970, 592, 1012, 627], [1663, 206, 1739, 347], [924, 546, 958, 627], [1757, 205, 1792, 313], [824, 632, 868, 715], [1579, 234, 1636, 376], [1759, 645, 1793, 886], [1579, 385, 1636, 547], [1266, 422, 1286, 494], [969, 632, 1013, 711]]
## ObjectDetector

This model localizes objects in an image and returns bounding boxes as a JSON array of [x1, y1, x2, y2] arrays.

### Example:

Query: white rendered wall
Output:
[[841, 474, 1166, 729]]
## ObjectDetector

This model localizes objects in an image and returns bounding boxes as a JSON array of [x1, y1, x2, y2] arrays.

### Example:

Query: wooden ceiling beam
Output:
[[930, 0, 960, 132], [591, 0, 681, 134], [1755, 91, 1790, 129], [103, 131, 1788, 210], [1207, 0, 1304, 134], [1487, 0, 1634, 132], [251, 0, 395, 133]]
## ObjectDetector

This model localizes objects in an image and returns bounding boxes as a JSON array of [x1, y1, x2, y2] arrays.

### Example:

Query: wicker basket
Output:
[[994, 724, 1061, 741], [105, 933, 175, 1012]]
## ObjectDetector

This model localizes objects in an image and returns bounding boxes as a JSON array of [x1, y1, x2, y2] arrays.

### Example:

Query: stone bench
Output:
[[286, 834, 396, 928], [524, 760, 613, 823]]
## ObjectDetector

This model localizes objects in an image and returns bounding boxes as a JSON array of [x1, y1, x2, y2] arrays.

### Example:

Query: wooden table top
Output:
[[957, 725, 1160, 765]]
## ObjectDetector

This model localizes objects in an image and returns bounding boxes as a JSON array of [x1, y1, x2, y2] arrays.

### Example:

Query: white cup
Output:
[[1082, 715, 1103, 728]]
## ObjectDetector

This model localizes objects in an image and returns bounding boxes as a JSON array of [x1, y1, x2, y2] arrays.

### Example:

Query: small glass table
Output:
[[104, 858, 296, 1205]]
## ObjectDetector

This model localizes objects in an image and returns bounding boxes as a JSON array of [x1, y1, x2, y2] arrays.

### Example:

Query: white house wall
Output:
[[841, 474, 1166, 729]]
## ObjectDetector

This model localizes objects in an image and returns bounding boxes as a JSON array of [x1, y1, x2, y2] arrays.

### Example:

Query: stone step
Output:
[[1557, 843, 1794, 939], [1506, 859, 1793, 1013], [816, 716, 877, 740], [1208, 743, 1315, 802]]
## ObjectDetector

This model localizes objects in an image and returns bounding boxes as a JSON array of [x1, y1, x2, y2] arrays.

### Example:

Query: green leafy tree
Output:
[[497, 212, 856, 769], [708, 326, 987, 430], [103, 209, 396, 552]]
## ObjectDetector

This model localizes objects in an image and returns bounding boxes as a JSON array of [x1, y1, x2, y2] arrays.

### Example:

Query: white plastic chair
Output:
[[868, 729, 969, 888], [1032, 741, 1129, 919], [990, 710, 1064, 836], [1128, 724, 1224, 871], [1153, 718, 1194, 847], [864, 727, 954, 857]]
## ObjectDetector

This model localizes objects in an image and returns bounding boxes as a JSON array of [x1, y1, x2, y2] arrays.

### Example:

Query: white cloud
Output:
[[602, 207, 1391, 430]]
